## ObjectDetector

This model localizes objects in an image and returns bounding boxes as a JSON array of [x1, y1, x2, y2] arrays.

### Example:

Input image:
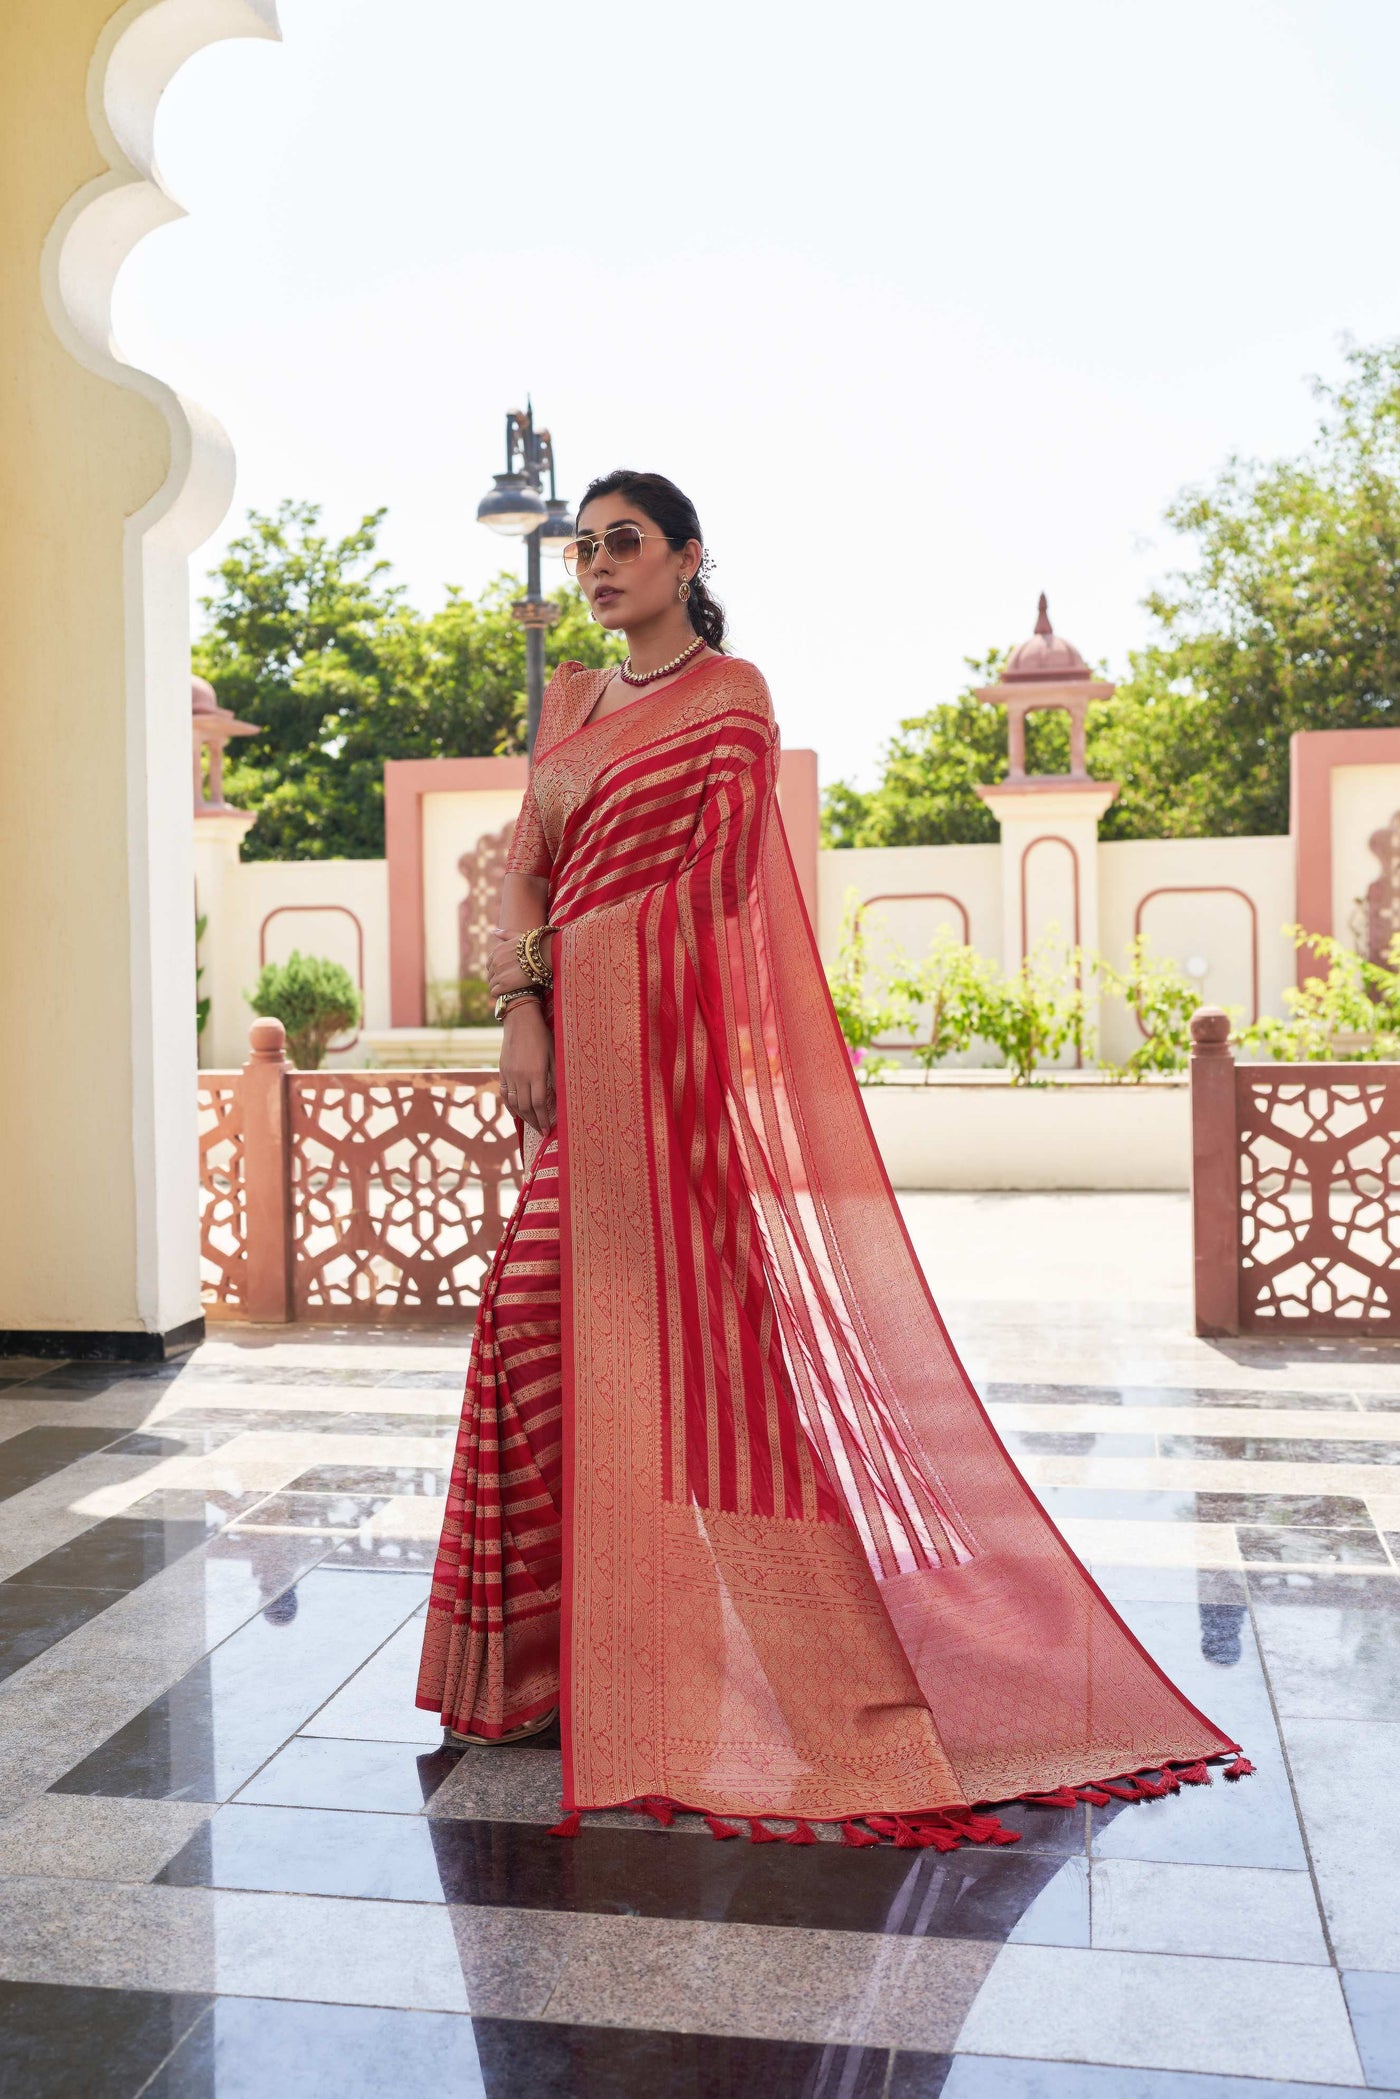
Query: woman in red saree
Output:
[[417, 471, 1249, 1847]]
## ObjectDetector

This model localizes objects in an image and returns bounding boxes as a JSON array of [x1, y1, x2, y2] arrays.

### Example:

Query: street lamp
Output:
[[476, 402, 570, 755]]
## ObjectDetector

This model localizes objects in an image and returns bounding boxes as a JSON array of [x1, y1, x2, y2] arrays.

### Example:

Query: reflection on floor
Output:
[[1, 1190, 1398, 2096]]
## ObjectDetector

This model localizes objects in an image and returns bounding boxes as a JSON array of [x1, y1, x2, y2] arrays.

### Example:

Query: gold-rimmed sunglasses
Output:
[[561, 524, 666, 576]]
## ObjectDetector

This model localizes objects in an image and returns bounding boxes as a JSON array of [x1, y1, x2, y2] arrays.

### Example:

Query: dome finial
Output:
[[1035, 593, 1052, 637]]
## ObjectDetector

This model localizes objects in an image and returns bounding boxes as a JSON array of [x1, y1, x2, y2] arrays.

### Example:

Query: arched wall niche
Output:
[[1, 0, 281, 1349]]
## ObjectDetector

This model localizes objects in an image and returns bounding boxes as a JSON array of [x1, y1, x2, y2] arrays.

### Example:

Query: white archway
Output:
[[1, 0, 280, 1351]]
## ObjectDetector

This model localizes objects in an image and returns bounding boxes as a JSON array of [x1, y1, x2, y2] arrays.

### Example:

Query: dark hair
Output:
[[575, 469, 726, 652]]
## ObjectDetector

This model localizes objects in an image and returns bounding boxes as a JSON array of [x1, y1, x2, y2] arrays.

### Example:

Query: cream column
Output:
[[194, 811, 258, 1070], [976, 781, 1121, 972], [0, 0, 279, 1354], [976, 781, 1120, 1066]]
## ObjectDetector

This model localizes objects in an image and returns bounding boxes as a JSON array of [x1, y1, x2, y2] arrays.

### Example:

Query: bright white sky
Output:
[[114, 0, 1400, 788]]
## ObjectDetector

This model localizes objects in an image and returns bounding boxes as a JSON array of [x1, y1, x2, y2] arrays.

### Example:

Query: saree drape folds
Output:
[[418, 655, 1236, 1820]]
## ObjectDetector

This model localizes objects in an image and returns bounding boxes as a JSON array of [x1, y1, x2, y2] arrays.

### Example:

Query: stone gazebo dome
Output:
[[191, 674, 261, 812], [974, 594, 1116, 786], [1001, 594, 1091, 685]]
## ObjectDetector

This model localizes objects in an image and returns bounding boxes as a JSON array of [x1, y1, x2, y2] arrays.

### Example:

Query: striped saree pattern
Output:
[[419, 655, 1241, 1827], [417, 1136, 563, 1738]]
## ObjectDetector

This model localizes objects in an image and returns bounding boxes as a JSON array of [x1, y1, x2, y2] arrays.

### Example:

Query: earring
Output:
[[678, 577, 692, 602]]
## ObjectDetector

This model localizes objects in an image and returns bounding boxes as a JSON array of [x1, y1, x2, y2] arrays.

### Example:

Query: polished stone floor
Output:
[[1, 1191, 1397, 2097]]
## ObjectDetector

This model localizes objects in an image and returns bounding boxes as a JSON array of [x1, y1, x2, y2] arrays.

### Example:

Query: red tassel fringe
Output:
[[547, 1748, 1249, 1845]]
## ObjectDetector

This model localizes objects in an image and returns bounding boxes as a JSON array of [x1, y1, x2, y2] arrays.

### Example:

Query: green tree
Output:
[[1109, 338, 1400, 836], [195, 500, 622, 859], [827, 338, 1400, 846], [822, 652, 1087, 848]]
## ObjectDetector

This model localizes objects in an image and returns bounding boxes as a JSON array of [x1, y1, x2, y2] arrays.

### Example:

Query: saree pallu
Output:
[[418, 654, 1241, 1828]]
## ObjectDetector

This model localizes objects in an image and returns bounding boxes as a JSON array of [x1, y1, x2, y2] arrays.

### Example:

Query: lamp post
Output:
[[476, 402, 574, 756]]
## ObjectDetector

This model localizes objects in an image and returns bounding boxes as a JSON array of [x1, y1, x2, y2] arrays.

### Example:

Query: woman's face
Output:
[[571, 492, 699, 633]]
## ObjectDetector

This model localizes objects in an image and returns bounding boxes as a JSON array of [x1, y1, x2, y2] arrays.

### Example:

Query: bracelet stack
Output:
[[494, 987, 541, 1021], [516, 923, 555, 991], [494, 924, 557, 1023]]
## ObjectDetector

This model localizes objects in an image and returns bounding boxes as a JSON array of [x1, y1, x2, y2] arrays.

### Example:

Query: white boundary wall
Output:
[[818, 835, 1295, 1066]]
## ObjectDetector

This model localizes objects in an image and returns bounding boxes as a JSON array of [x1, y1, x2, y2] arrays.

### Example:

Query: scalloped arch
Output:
[[32, 0, 282, 1337], [41, 0, 281, 556]]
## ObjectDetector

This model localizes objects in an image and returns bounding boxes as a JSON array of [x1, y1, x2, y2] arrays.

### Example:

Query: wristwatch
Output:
[[494, 987, 543, 1022]]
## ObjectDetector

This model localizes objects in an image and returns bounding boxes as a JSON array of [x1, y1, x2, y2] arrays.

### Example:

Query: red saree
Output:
[[417, 655, 1245, 1841]]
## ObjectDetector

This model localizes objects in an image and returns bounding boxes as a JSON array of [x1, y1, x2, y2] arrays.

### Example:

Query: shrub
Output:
[[247, 950, 362, 1068], [195, 912, 210, 1040], [1234, 928, 1400, 1061], [1097, 937, 1201, 1080], [969, 935, 1090, 1085], [886, 929, 997, 1079], [827, 896, 900, 1081], [426, 976, 495, 1028]]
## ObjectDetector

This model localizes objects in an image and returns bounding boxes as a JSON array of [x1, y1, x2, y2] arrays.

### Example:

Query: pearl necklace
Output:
[[619, 633, 707, 687]]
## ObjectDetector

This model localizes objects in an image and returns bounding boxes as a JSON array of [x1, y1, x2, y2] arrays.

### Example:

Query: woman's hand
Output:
[[486, 924, 555, 999], [486, 933, 529, 999], [498, 998, 555, 1133]]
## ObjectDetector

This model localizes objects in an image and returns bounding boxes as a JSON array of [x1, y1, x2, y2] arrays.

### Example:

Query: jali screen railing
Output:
[[1190, 1007, 1400, 1336], [198, 1019, 520, 1323]]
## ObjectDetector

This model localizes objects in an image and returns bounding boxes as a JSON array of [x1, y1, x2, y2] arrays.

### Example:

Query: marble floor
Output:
[[1, 1191, 1397, 2097]]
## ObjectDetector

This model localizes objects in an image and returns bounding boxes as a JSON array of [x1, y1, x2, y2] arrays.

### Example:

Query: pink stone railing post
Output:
[[1189, 1006, 1240, 1337], [239, 1018, 293, 1323]]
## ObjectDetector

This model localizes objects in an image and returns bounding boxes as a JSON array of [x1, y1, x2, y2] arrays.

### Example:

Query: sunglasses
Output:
[[561, 524, 665, 576]]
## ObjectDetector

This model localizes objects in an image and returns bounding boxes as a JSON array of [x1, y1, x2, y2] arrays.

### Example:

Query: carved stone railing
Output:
[[197, 1019, 520, 1323], [1190, 1007, 1400, 1336]]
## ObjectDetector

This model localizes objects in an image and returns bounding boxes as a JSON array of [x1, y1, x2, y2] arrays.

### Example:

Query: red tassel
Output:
[[1176, 1762, 1212, 1786], [1223, 1756, 1256, 1781], [840, 1819, 880, 1848], [1103, 1780, 1145, 1801], [784, 1819, 817, 1845], [1075, 1785, 1111, 1805], [1133, 1773, 1174, 1798], [747, 1818, 781, 1844], [638, 1797, 675, 1827], [916, 1824, 963, 1851], [704, 1813, 741, 1840], [863, 1815, 899, 1839], [548, 1810, 580, 1838], [1027, 1787, 1079, 1810], [893, 1818, 922, 1849]]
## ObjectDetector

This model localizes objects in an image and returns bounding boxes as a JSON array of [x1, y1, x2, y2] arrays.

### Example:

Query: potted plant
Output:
[[247, 951, 363, 1069]]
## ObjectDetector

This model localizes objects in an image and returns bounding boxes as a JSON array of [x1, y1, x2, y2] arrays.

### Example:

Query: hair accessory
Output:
[[619, 632, 707, 687], [698, 549, 716, 583]]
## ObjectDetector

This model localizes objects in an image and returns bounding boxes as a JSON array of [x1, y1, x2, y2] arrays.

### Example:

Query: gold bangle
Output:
[[518, 923, 554, 990]]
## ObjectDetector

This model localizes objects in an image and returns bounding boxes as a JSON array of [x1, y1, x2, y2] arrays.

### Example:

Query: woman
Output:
[[416, 470, 1248, 1847]]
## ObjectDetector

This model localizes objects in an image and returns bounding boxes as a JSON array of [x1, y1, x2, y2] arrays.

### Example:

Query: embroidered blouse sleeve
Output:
[[505, 777, 552, 880], [504, 661, 580, 881]]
